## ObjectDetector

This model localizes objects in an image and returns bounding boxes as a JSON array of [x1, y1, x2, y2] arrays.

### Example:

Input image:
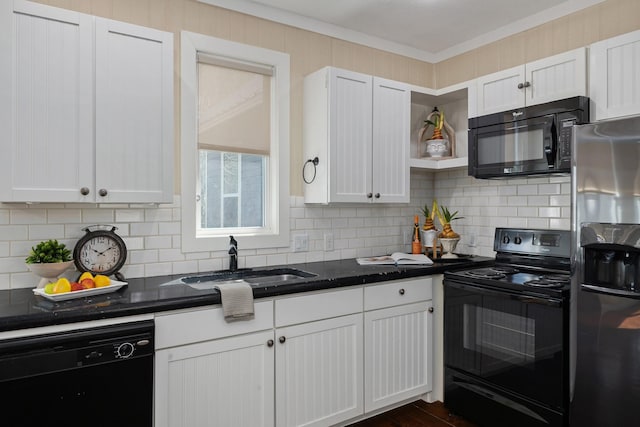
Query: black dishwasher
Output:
[[0, 320, 154, 427]]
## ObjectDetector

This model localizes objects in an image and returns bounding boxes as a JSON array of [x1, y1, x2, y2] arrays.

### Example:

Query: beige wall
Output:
[[436, 0, 640, 88], [34, 0, 640, 197]]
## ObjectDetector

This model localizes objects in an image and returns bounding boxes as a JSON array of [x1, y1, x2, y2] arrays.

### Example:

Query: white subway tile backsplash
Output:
[[82, 208, 115, 223], [10, 209, 47, 225], [115, 209, 145, 223], [29, 225, 65, 240], [0, 168, 571, 288], [47, 209, 82, 224]]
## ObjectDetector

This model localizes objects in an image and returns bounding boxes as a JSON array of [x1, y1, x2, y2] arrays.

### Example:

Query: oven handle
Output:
[[581, 283, 640, 299], [445, 281, 563, 307]]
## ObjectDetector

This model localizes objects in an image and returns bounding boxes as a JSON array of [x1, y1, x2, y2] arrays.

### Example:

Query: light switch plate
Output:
[[293, 234, 309, 252]]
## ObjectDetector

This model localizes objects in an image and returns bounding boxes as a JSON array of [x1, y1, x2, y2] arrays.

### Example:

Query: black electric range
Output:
[[445, 228, 571, 298], [443, 228, 571, 427]]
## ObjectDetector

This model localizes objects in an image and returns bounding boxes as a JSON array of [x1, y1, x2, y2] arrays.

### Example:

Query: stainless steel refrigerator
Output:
[[570, 115, 640, 426]]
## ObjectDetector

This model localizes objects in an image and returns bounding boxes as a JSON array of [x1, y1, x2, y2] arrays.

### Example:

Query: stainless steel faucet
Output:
[[228, 235, 238, 271]]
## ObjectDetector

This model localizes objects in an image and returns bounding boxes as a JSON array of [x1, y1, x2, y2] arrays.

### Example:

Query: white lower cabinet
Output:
[[363, 278, 434, 412], [154, 301, 275, 427], [275, 314, 364, 427], [275, 288, 364, 427], [155, 330, 275, 427], [154, 281, 434, 427]]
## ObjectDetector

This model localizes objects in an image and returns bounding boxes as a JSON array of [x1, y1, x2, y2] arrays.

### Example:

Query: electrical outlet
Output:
[[324, 233, 334, 251], [293, 234, 309, 252], [468, 232, 477, 247]]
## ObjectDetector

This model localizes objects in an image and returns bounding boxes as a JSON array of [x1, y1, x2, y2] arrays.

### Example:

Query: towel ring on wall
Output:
[[302, 157, 319, 184]]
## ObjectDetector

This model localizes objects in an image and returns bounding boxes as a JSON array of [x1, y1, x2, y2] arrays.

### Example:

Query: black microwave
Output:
[[468, 96, 589, 179]]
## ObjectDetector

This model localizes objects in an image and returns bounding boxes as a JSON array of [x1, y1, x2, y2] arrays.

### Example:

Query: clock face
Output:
[[74, 230, 127, 276]]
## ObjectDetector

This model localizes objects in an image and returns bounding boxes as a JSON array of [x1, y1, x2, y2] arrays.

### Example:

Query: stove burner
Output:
[[464, 267, 519, 280], [524, 274, 570, 288], [492, 266, 520, 275]]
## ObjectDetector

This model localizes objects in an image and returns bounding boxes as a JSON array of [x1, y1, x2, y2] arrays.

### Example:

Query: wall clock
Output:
[[73, 225, 127, 280]]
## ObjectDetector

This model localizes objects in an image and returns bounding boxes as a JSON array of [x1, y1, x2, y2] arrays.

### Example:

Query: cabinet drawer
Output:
[[155, 300, 273, 349], [364, 278, 432, 311], [275, 287, 363, 327]]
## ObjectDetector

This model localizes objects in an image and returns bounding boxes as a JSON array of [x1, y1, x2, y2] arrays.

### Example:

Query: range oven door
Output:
[[444, 280, 568, 410], [468, 114, 559, 178]]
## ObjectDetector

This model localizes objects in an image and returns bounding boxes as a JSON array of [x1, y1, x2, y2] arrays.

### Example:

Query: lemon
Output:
[[53, 277, 71, 294], [43, 283, 55, 294], [79, 272, 94, 282], [94, 274, 111, 288]]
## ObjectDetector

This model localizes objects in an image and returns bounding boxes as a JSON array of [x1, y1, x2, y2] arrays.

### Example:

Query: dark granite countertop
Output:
[[0, 256, 492, 333]]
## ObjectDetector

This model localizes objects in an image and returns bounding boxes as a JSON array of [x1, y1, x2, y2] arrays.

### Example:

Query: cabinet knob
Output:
[[98, 188, 108, 197], [399, 288, 405, 295], [517, 82, 524, 89], [428, 307, 434, 313], [267, 339, 274, 347], [367, 193, 373, 198], [374, 193, 380, 199], [524, 81, 531, 88], [279, 336, 286, 344], [80, 187, 90, 196]]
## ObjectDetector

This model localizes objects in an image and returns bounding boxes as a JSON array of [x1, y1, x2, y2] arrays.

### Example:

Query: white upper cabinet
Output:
[[475, 48, 587, 116], [303, 67, 409, 204], [0, 1, 173, 203], [590, 30, 640, 121]]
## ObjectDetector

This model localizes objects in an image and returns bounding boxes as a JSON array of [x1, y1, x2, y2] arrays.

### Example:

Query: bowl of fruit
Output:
[[35, 272, 127, 301], [25, 239, 74, 289]]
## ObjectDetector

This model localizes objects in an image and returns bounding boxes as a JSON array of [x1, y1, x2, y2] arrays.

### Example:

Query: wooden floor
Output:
[[347, 401, 477, 427]]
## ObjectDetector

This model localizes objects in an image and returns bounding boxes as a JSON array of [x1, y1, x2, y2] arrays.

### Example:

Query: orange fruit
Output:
[[94, 275, 111, 288], [79, 272, 94, 282], [53, 277, 71, 294]]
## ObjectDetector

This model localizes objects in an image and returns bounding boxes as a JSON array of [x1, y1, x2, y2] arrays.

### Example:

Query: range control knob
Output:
[[502, 235, 510, 244], [514, 236, 522, 244], [116, 342, 135, 359]]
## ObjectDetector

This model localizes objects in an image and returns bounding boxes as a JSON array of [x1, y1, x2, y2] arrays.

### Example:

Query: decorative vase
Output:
[[425, 138, 450, 158], [421, 229, 437, 247], [27, 261, 74, 288], [439, 238, 460, 259]]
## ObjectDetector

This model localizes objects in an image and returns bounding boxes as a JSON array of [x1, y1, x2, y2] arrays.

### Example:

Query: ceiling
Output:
[[198, 0, 604, 62]]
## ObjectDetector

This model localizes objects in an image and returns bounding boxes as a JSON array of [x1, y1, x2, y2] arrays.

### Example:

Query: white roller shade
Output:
[[197, 56, 272, 155]]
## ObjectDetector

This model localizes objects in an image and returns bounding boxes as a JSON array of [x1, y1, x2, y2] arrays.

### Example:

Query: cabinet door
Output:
[[526, 47, 586, 107], [364, 302, 433, 412], [155, 330, 275, 427], [590, 30, 640, 121], [0, 1, 93, 202], [275, 313, 364, 427], [329, 68, 373, 203], [476, 65, 525, 116], [94, 18, 173, 203], [372, 77, 410, 203]]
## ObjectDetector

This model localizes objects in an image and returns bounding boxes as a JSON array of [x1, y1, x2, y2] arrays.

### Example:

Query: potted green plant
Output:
[[435, 205, 463, 238], [25, 239, 74, 288], [417, 107, 456, 158]]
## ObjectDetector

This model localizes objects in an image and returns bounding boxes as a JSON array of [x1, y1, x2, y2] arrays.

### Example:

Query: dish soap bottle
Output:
[[411, 215, 422, 254]]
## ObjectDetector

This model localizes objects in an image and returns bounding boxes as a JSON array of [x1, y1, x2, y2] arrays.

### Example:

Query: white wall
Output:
[[0, 168, 570, 290]]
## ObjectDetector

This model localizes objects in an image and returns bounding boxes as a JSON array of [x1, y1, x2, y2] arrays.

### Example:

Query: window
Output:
[[181, 32, 290, 252]]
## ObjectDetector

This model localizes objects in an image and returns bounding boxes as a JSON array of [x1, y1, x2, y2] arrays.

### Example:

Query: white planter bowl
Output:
[[27, 261, 74, 288]]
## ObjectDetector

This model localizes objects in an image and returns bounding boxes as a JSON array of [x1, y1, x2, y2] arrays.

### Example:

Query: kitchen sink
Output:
[[160, 268, 318, 290]]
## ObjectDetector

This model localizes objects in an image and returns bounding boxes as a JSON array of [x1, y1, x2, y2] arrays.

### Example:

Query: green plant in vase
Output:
[[435, 205, 463, 238]]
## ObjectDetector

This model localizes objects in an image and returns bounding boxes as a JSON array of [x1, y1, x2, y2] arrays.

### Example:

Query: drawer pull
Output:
[[399, 288, 405, 295], [279, 336, 286, 344]]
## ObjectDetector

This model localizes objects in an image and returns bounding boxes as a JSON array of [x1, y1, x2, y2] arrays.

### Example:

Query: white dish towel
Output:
[[215, 280, 255, 321]]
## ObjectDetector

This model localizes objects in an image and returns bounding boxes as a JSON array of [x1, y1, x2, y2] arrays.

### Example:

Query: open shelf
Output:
[[410, 156, 468, 170], [409, 81, 471, 171]]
